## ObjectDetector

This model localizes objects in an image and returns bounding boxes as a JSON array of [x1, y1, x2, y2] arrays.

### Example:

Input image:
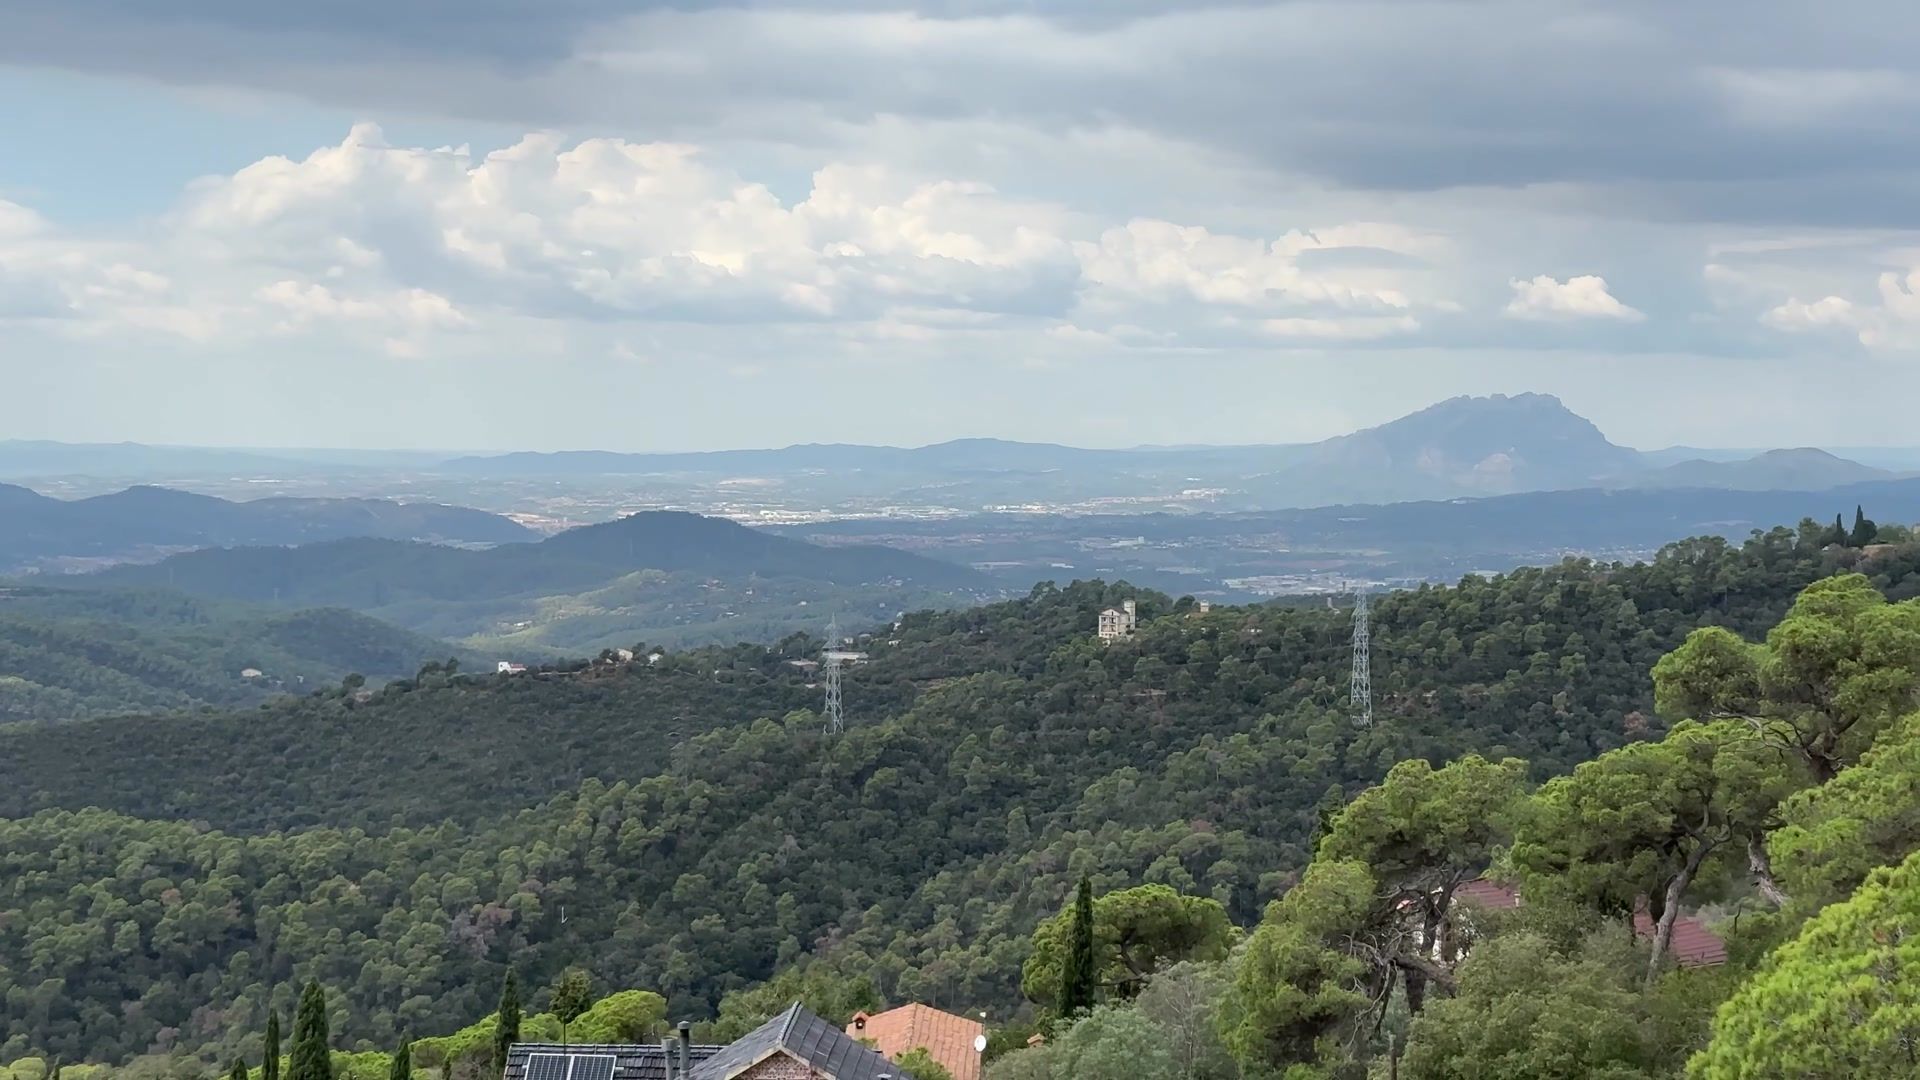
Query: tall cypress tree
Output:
[[264, 1012, 282, 1080], [1059, 874, 1098, 1018], [1852, 505, 1878, 547], [492, 969, 522, 1076], [389, 1042, 412, 1080], [1825, 513, 1848, 547], [288, 982, 331, 1080]]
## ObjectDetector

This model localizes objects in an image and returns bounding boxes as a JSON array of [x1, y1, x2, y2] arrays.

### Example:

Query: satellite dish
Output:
[[973, 1035, 988, 1053]]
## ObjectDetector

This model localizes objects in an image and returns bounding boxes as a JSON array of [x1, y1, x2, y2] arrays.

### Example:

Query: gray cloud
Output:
[[15, 0, 1920, 454], [11, 1, 1920, 228]]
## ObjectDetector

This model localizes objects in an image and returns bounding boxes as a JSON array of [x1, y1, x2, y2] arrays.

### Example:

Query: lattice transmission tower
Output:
[[822, 656, 844, 735], [822, 616, 845, 735], [821, 616, 867, 735], [1350, 586, 1373, 728]]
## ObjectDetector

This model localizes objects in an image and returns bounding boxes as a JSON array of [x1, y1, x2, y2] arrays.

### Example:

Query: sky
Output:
[[3, 1, 1919, 452]]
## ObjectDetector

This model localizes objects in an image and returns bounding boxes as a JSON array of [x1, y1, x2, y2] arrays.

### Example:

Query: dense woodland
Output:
[[4, 517, 1920, 1077], [0, 584, 463, 724]]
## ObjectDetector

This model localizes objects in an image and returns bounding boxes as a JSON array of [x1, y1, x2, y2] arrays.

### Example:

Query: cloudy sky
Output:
[[3, 1, 1917, 451]]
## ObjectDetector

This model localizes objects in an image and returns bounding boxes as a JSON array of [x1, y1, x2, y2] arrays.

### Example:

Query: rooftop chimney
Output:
[[677, 1021, 692, 1076], [663, 1036, 679, 1080]]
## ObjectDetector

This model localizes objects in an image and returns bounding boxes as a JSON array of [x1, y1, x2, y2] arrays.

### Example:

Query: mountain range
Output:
[[434, 394, 1915, 509], [87, 511, 994, 653], [0, 483, 532, 573], [1630, 447, 1892, 491], [11, 396, 1920, 517]]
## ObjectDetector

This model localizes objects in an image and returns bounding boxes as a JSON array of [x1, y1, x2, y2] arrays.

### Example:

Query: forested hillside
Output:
[[86, 511, 991, 652], [3, 524, 1919, 1073], [0, 584, 465, 723]]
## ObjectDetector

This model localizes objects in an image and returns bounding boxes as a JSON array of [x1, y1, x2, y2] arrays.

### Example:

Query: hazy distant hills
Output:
[[0, 483, 532, 573], [0, 439, 451, 477], [90, 510, 993, 653], [1629, 447, 1893, 491], [440, 437, 1135, 476], [434, 393, 1908, 508], [0, 440, 298, 478], [440, 394, 1639, 497], [776, 477, 1920, 601], [14, 396, 1920, 520]]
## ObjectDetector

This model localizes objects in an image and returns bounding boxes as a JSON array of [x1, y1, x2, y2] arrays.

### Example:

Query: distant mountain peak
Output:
[[1755, 447, 1847, 462], [1297, 392, 1637, 498]]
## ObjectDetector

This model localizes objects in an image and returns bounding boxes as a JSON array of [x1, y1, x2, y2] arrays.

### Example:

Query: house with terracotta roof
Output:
[[505, 1003, 920, 1080], [847, 1004, 986, 1080], [1450, 877, 1727, 967]]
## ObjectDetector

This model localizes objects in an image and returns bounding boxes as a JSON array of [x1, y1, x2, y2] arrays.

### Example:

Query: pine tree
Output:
[[1309, 784, 1346, 851], [1851, 505, 1878, 547], [1059, 874, 1098, 1018], [230, 1059, 250, 1080], [389, 1041, 412, 1080], [551, 969, 593, 1048], [264, 1012, 282, 1080], [289, 982, 331, 1080], [493, 969, 522, 1076]]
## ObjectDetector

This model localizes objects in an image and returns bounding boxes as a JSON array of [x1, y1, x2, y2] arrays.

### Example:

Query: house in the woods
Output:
[[506, 1003, 919, 1080], [1097, 600, 1138, 642], [1451, 877, 1728, 967], [848, 1003, 985, 1080]]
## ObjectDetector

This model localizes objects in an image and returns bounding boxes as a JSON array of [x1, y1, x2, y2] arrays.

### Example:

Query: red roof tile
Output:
[[1452, 878, 1726, 968], [846, 1004, 985, 1080], [1453, 878, 1522, 910], [1632, 910, 1729, 968]]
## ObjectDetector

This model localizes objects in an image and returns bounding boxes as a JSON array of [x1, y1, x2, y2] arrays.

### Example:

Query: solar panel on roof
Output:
[[567, 1055, 616, 1080], [525, 1054, 570, 1080]]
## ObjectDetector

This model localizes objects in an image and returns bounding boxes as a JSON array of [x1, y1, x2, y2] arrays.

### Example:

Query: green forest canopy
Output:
[[0, 583, 465, 724], [3, 523, 1919, 1076]]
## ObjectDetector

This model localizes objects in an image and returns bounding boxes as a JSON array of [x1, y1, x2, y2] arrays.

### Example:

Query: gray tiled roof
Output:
[[504, 1042, 724, 1080], [687, 1003, 916, 1080]]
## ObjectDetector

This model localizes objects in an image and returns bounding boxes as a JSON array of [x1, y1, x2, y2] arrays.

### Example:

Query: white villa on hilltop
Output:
[[1097, 599, 1138, 642]]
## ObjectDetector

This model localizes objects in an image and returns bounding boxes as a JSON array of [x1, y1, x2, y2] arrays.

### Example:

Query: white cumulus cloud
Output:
[[1761, 268, 1920, 348], [1, 125, 1482, 358], [1763, 294, 1856, 330], [1502, 274, 1645, 322]]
